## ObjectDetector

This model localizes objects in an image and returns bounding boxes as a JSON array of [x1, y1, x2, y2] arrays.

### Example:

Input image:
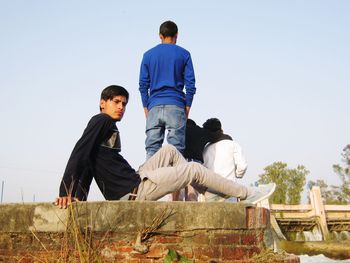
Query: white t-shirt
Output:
[[202, 139, 247, 201]]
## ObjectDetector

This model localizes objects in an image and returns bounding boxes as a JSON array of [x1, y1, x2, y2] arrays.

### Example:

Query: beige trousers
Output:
[[136, 145, 248, 201]]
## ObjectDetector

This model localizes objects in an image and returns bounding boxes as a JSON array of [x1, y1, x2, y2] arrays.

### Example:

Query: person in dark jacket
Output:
[[184, 119, 220, 162]]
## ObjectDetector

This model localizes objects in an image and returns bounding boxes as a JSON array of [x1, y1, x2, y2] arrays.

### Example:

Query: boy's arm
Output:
[[233, 141, 248, 178], [143, 107, 149, 118], [57, 114, 114, 207], [184, 54, 196, 109], [139, 55, 150, 114], [185, 106, 190, 119]]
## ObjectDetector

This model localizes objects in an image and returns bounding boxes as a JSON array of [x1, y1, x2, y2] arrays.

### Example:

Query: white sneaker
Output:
[[241, 183, 276, 204]]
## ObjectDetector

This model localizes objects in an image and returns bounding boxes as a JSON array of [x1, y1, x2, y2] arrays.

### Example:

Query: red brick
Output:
[[212, 233, 240, 245], [193, 246, 221, 260], [123, 259, 141, 263], [130, 250, 150, 259], [240, 233, 258, 245], [146, 245, 167, 258], [246, 207, 269, 229], [192, 233, 210, 244], [178, 247, 194, 259], [259, 207, 269, 227], [17, 257, 34, 263], [162, 245, 194, 261], [112, 239, 131, 246], [251, 246, 262, 256], [222, 247, 248, 260], [255, 231, 264, 243], [113, 253, 127, 260], [153, 235, 183, 244], [114, 245, 134, 253], [137, 259, 153, 263]]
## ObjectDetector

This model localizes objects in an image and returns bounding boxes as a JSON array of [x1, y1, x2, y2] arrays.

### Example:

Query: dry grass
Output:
[[134, 206, 175, 254], [24, 203, 103, 263], [24, 204, 175, 261], [250, 248, 289, 263]]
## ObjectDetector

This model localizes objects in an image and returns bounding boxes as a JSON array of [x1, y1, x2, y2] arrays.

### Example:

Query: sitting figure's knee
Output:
[[162, 144, 177, 152], [190, 162, 202, 169]]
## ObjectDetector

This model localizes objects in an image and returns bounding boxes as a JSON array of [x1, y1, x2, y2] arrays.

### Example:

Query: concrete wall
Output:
[[0, 201, 300, 262]]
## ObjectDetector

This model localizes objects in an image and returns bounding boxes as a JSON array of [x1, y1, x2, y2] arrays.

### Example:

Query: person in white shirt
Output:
[[201, 118, 248, 202]]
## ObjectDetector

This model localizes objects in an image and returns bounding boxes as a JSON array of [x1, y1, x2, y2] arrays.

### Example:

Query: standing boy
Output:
[[55, 85, 275, 208], [139, 21, 196, 159]]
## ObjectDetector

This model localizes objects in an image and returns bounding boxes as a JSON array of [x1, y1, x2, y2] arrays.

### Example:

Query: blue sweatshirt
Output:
[[139, 43, 196, 110]]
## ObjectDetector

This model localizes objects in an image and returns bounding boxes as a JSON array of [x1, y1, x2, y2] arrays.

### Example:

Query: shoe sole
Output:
[[251, 183, 276, 205]]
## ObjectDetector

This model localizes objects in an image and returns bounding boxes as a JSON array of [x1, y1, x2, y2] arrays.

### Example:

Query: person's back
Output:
[[202, 118, 247, 202], [203, 139, 247, 181], [142, 44, 194, 109], [139, 20, 196, 159]]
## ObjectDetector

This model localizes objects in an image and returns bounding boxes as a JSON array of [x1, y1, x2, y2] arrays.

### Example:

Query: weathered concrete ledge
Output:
[[0, 201, 250, 233], [0, 201, 300, 262]]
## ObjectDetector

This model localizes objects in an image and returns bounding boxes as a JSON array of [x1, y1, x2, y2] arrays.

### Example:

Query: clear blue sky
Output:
[[0, 1, 349, 203]]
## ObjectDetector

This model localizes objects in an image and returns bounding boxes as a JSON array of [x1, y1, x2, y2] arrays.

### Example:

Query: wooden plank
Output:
[[270, 214, 286, 240], [310, 186, 330, 240], [273, 210, 316, 219], [269, 187, 350, 241], [270, 204, 312, 211], [326, 212, 350, 219], [325, 205, 350, 211], [277, 221, 313, 224]]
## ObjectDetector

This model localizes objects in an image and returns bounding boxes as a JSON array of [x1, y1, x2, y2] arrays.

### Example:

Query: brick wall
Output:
[[0, 201, 300, 262], [0, 230, 299, 262]]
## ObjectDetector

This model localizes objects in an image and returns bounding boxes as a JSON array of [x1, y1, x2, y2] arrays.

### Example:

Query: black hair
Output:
[[203, 118, 222, 132], [187, 118, 196, 126], [100, 85, 129, 102], [100, 85, 129, 111], [159, 21, 178, 37]]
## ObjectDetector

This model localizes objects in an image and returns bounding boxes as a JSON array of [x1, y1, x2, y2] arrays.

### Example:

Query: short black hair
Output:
[[203, 118, 222, 132], [187, 118, 197, 126], [159, 21, 178, 37], [100, 85, 129, 102]]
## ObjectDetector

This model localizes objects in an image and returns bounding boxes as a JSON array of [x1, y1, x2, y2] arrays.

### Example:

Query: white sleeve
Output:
[[232, 140, 247, 178]]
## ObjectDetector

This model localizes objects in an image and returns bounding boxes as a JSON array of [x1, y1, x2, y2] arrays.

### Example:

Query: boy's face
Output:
[[100, 95, 127, 121]]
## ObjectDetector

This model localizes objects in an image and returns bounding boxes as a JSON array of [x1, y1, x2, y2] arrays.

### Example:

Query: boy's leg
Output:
[[185, 185, 198, 201], [137, 161, 248, 201], [164, 105, 186, 154], [137, 144, 188, 201], [138, 144, 187, 174], [145, 106, 165, 159], [163, 105, 186, 200]]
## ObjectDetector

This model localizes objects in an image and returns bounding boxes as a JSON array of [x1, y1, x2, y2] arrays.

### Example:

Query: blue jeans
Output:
[[145, 105, 186, 159]]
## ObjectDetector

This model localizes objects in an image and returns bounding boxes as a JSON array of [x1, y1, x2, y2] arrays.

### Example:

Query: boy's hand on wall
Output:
[[54, 196, 79, 209]]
